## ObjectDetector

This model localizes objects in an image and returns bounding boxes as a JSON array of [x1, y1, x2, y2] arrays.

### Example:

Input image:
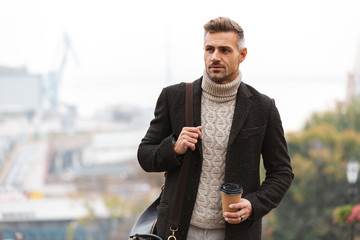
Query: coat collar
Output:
[[192, 77, 253, 154], [228, 82, 253, 147]]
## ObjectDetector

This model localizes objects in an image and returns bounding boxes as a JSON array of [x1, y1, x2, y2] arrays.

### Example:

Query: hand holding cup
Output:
[[220, 183, 243, 217]]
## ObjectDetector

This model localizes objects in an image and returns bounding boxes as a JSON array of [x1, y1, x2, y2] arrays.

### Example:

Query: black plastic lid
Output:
[[220, 183, 243, 195]]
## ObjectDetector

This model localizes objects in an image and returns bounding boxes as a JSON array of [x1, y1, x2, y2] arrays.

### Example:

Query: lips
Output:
[[210, 65, 224, 71]]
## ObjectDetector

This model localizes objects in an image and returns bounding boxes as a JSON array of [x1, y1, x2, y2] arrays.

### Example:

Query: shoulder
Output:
[[241, 82, 273, 105], [163, 82, 186, 94], [164, 77, 202, 90], [162, 77, 202, 98]]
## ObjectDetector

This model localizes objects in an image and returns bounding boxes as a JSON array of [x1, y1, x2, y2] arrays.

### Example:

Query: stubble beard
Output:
[[206, 68, 235, 84]]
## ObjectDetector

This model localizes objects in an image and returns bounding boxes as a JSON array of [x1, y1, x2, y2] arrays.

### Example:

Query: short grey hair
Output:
[[203, 16, 245, 50]]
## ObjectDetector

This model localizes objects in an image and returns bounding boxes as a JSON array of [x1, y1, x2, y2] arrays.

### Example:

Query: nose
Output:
[[211, 50, 220, 62]]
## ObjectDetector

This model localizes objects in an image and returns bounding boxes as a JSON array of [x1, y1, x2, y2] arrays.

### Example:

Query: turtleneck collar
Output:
[[201, 70, 242, 103]]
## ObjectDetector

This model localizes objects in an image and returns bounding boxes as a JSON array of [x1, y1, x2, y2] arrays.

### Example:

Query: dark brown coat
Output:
[[137, 78, 294, 240]]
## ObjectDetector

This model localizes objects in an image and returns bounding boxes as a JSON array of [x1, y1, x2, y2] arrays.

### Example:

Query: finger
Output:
[[230, 199, 252, 213], [224, 208, 249, 220], [181, 131, 201, 140], [225, 215, 244, 224], [196, 126, 203, 139], [224, 211, 243, 219], [180, 135, 198, 144], [174, 139, 196, 154], [229, 203, 242, 209], [182, 139, 196, 151], [182, 127, 201, 133], [225, 214, 247, 224], [181, 127, 202, 139]]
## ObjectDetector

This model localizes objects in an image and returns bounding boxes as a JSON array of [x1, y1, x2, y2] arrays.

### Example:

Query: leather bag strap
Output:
[[170, 82, 194, 237]]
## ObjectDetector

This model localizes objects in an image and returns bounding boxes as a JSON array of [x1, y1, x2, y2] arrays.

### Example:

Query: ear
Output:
[[239, 47, 247, 63]]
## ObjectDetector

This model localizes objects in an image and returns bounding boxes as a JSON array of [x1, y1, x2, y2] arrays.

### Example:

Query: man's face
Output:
[[204, 31, 247, 84]]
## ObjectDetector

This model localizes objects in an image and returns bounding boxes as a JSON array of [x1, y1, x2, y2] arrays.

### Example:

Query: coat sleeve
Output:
[[245, 99, 294, 221], [137, 88, 183, 172]]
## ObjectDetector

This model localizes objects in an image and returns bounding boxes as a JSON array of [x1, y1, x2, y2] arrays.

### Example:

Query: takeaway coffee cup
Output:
[[220, 183, 243, 216]]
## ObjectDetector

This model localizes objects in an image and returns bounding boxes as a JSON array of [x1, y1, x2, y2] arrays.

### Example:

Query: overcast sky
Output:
[[1, 0, 360, 131]]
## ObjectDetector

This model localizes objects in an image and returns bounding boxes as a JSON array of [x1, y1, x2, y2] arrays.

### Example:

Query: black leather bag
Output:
[[129, 196, 162, 240]]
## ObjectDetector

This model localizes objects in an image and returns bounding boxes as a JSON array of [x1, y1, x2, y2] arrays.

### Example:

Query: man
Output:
[[137, 17, 294, 240]]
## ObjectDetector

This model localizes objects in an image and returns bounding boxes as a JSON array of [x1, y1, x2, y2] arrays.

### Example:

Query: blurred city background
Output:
[[1, 0, 360, 239]]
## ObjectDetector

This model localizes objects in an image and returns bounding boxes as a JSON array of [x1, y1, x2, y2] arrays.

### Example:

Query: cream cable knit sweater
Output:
[[190, 71, 242, 229]]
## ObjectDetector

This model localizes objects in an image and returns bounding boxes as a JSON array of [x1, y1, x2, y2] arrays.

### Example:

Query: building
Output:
[[0, 67, 42, 117], [346, 40, 360, 105]]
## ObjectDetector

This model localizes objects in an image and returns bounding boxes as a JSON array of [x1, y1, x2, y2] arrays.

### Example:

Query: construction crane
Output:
[[47, 33, 78, 111]]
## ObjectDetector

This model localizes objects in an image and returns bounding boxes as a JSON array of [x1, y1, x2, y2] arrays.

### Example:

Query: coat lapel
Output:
[[228, 82, 253, 147], [193, 78, 203, 157]]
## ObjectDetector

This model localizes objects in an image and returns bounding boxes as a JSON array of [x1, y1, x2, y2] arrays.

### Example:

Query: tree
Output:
[[270, 98, 360, 240], [305, 98, 360, 132]]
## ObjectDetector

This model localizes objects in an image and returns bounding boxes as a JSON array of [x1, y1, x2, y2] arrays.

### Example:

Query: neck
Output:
[[201, 70, 242, 103]]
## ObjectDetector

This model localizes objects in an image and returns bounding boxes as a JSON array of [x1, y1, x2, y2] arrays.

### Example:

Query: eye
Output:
[[221, 48, 231, 53], [205, 47, 214, 52]]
